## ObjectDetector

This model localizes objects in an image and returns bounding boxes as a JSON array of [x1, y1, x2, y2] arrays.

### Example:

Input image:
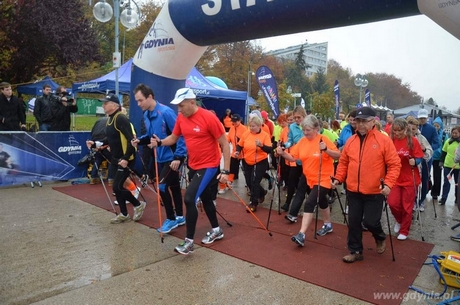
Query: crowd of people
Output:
[[0, 82, 78, 132], [10, 79, 449, 261], [86, 83, 460, 261]]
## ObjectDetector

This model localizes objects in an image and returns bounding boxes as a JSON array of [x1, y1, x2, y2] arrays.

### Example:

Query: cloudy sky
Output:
[[257, 15, 460, 111]]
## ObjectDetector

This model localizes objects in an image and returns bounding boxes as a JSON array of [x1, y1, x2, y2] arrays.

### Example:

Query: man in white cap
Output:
[[417, 108, 440, 209], [150, 88, 230, 255]]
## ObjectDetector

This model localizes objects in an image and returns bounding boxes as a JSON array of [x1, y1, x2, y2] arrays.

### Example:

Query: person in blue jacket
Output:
[[337, 109, 358, 150], [431, 116, 448, 202], [417, 109, 440, 209], [133, 83, 187, 233]]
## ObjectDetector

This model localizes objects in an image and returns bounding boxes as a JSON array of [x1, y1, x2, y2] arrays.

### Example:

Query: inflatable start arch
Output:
[[129, 0, 460, 132]]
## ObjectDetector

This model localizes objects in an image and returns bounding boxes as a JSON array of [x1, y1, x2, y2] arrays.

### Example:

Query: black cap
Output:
[[231, 114, 242, 122], [355, 107, 376, 119], [98, 93, 120, 104]]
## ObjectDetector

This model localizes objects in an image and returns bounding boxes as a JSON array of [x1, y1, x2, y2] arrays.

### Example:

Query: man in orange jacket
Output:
[[332, 107, 401, 263]]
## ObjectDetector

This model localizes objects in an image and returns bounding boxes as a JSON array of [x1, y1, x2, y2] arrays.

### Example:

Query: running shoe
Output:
[[175, 239, 194, 255], [110, 213, 131, 224], [157, 219, 178, 233], [176, 216, 186, 226], [201, 228, 224, 244], [291, 232, 305, 247], [133, 201, 146, 221], [316, 224, 333, 236]]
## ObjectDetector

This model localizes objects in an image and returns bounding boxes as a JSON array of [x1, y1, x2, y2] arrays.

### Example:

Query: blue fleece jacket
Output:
[[337, 123, 355, 149], [138, 102, 187, 163], [419, 120, 440, 152], [432, 117, 446, 160]]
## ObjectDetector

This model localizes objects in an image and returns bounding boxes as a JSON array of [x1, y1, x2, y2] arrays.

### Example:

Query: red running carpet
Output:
[[54, 184, 434, 305]]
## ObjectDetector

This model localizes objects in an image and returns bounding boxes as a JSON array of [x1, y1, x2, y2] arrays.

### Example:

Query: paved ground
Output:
[[1, 168, 460, 305]]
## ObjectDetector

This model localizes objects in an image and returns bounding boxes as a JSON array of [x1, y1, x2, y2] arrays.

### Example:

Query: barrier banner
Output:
[[0, 131, 90, 188], [256, 66, 280, 118]]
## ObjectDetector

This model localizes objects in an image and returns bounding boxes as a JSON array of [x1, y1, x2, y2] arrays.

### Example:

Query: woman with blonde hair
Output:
[[276, 115, 340, 246], [234, 115, 272, 212]]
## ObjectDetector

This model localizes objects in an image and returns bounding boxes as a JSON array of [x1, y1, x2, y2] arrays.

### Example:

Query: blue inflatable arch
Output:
[[129, 0, 460, 132]]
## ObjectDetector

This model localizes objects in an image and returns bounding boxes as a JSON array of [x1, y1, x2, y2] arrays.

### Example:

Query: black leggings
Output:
[[111, 160, 141, 216], [158, 161, 183, 220], [304, 185, 330, 213], [184, 167, 219, 240], [243, 158, 269, 205]]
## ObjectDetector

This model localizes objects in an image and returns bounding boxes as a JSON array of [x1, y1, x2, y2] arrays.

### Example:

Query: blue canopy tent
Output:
[[17, 76, 62, 96], [72, 58, 132, 95], [186, 67, 251, 122]]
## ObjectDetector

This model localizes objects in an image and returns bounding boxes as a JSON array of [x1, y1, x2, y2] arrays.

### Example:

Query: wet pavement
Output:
[[1, 170, 460, 305]]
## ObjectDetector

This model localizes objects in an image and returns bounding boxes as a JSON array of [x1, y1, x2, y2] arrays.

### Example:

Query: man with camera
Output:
[[50, 86, 78, 131]]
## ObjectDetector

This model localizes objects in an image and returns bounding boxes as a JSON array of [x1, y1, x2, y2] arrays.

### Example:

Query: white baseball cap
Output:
[[170, 88, 196, 105], [417, 109, 429, 119]]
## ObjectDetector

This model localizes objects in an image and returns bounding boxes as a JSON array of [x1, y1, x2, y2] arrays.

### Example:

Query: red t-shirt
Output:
[[392, 137, 424, 187], [173, 107, 225, 170]]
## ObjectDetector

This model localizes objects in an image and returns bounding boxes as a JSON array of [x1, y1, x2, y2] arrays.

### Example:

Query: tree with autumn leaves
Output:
[[1, 0, 427, 119]]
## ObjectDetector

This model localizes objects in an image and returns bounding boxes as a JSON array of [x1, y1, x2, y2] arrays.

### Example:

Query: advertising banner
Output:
[[334, 80, 340, 119], [256, 66, 280, 118], [0, 131, 90, 188]]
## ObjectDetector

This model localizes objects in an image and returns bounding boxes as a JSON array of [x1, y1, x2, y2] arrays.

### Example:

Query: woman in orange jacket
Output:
[[234, 115, 272, 212]]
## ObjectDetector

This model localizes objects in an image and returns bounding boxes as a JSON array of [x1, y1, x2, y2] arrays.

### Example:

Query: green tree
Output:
[[311, 91, 335, 120], [312, 67, 329, 94]]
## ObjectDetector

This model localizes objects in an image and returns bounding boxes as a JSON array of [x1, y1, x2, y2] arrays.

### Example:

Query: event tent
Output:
[[186, 67, 250, 122], [17, 76, 62, 96], [71, 59, 252, 121], [72, 58, 132, 95]]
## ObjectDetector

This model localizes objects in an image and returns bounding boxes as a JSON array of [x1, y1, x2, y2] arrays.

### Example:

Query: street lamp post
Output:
[[245, 70, 254, 124], [354, 74, 368, 107], [287, 86, 301, 109], [92, 0, 140, 98]]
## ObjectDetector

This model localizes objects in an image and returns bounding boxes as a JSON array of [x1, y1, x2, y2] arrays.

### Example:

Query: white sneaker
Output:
[[394, 222, 400, 233], [419, 204, 425, 212], [110, 213, 130, 224], [218, 188, 226, 194], [397, 234, 407, 240], [133, 201, 146, 221]]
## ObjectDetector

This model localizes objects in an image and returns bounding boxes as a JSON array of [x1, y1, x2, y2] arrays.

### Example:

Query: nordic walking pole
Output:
[[410, 166, 425, 241], [229, 187, 273, 236], [426, 161, 437, 219], [380, 179, 396, 261], [330, 176, 348, 226], [153, 147, 164, 243], [215, 209, 233, 227], [314, 139, 323, 240], [266, 164, 278, 229], [92, 150, 117, 214], [277, 154, 282, 215]]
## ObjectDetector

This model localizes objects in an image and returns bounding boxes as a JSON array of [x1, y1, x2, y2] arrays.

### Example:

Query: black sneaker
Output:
[[259, 189, 267, 204], [281, 203, 289, 212], [439, 198, 446, 205]]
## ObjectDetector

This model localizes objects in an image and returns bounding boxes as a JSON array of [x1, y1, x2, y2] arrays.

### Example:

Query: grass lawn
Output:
[[26, 113, 100, 131]]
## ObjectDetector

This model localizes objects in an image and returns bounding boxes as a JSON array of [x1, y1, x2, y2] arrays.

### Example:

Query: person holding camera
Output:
[[34, 84, 54, 131], [50, 86, 78, 131], [0, 82, 26, 131]]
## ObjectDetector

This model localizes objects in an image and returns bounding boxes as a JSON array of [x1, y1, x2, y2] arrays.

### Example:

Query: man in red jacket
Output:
[[332, 107, 401, 263]]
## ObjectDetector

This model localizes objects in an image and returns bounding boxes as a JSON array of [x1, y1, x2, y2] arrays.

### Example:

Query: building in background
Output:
[[266, 42, 328, 77]]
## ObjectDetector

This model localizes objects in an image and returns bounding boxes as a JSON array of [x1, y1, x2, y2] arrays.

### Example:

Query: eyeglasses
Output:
[[355, 118, 374, 124]]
